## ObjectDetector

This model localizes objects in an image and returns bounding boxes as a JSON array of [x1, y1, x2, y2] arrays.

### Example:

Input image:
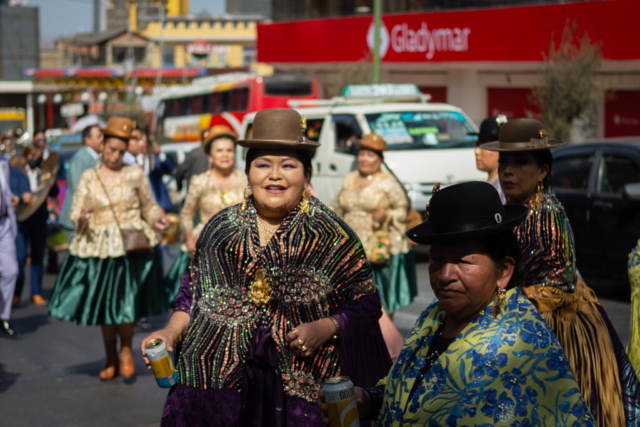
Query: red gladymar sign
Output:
[[257, 0, 639, 63]]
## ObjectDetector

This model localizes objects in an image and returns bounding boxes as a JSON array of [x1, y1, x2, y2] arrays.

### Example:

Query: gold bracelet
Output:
[[328, 316, 340, 340]]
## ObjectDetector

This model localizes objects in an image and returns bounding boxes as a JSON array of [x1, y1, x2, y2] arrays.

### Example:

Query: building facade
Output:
[[259, 0, 640, 139], [0, 4, 39, 80], [226, 0, 271, 19]]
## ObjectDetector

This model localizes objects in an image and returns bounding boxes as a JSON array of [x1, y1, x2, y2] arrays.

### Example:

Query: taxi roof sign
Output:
[[342, 84, 421, 98]]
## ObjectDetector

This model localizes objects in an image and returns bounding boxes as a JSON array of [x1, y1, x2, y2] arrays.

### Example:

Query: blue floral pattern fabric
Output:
[[376, 288, 595, 426]]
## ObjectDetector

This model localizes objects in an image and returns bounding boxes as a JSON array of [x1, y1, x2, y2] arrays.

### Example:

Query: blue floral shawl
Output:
[[376, 288, 596, 426]]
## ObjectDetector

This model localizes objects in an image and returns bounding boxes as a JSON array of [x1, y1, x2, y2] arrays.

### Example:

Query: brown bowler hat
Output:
[[102, 116, 135, 140], [236, 108, 320, 150], [203, 125, 238, 154], [480, 118, 566, 152], [357, 133, 388, 152]]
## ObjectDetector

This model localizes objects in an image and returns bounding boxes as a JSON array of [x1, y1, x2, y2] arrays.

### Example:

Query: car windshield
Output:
[[365, 111, 477, 150]]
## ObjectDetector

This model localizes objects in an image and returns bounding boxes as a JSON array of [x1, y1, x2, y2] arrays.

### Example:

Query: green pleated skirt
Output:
[[164, 250, 191, 306], [373, 251, 418, 314], [48, 249, 168, 326]]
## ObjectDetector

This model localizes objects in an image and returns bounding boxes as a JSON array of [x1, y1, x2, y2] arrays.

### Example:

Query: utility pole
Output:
[[372, 0, 382, 84], [156, 0, 165, 88]]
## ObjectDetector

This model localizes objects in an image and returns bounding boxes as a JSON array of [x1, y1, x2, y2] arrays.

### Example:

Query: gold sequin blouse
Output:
[[330, 171, 409, 255], [69, 166, 163, 258], [180, 169, 247, 242]]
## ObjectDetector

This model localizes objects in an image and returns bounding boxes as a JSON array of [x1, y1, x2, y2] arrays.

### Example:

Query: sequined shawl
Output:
[[176, 196, 377, 402], [376, 288, 596, 426], [514, 189, 577, 293]]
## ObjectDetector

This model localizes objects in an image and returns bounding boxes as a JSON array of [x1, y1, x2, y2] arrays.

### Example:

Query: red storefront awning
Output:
[[257, 0, 640, 63]]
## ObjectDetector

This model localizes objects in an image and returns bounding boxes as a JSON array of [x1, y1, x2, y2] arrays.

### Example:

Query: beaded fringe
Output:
[[628, 246, 640, 379], [524, 279, 625, 426]]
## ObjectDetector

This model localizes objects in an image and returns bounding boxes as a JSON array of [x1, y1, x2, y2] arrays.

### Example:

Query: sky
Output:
[[29, 0, 225, 41]]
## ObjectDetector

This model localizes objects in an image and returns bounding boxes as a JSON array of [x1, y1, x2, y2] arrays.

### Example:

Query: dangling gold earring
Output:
[[241, 186, 250, 212], [492, 287, 507, 316], [532, 181, 544, 209], [300, 186, 311, 215]]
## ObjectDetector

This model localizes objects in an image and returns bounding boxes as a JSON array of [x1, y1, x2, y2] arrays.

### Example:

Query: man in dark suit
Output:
[[173, 129, 210, 192]]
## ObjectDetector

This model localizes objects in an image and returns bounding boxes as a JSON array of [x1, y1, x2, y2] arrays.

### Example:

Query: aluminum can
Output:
[[324, 376, 360, 427], [145, 338, 178, 388]]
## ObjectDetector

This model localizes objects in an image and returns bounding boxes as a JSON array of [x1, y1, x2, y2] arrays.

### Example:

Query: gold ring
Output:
[[300, 344, 308, 352], [298, 339, 305, 346], [303, 350, 311, 357], [290, 328, 299, 336]]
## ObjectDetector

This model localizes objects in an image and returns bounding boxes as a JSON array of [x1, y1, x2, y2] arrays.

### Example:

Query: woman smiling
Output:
[[142, 109, 391, 426]]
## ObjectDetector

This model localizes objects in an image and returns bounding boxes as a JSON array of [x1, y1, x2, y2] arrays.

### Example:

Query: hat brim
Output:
[[356, 140, 388, 152], [236, 139, 320, 150], [203, 132, 238, 153], [480, 139, 566, 152], [406, 205, 529, 245], [102, 129, 132, 140]]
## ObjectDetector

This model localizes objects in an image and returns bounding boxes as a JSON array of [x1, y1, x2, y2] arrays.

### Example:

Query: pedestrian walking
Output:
[[14, 144, 58, 306], [173, 129, 210, 192], [318, 182, 596, 426], [473, 115, 507, 203], [164, 125, 245, 303], [0, 150, 19, 336], [59, 124, 104, 242], [141, 109, 391, 426], [48, 116, 170, 380], [330, 134, 417, 359], [482, 118, 640, 424]]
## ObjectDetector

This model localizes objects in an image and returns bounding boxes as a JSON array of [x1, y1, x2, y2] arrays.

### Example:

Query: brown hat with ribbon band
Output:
[[480, 118, 566, 152], [357, 133, 388, 152], [102, 116, 135, 140], [236, 108, 320, 150], [203, 125, 238, 154]]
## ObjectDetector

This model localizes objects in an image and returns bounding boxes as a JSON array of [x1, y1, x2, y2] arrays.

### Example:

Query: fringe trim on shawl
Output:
[[628, 253, 640, 379], [523, 279, 625, 426]]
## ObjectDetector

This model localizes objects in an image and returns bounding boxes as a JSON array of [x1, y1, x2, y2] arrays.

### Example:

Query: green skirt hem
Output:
[[373, 251, 418, 313], [48, 249, 168, 326], [164, 251, 191, 306]]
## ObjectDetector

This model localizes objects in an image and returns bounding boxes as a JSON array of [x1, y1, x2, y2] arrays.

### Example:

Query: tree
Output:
[[531, 21, 606, 141], [322, 60, 374, 98]]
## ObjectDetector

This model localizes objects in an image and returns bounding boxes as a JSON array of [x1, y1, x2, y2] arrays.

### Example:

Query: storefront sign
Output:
[[186, 40, 230, 56], [258, 0, 639, 63], [60, 103, 84, 118]]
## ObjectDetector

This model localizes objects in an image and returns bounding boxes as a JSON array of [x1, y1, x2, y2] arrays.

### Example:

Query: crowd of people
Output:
[[0, 107, 639, 425]]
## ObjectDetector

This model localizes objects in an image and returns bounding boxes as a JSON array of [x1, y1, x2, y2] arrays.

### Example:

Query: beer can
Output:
[[324, 376, 360, 427], [145, 338, 178, 388]]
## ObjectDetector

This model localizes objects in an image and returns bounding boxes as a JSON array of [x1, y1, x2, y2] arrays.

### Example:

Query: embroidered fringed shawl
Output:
[[376, 288, 596, 427], [176, 196, 377, 402]]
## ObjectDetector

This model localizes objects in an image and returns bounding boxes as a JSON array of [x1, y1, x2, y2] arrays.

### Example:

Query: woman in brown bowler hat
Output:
[[142, 108, 391, 426], [482, 118, 640, 424], [49, 116, 170, 381], [331, 133, 417, 360]]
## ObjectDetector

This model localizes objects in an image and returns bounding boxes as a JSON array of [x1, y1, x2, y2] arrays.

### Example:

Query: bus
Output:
[[0, 108, 27, 136], [155, 73, 319, 143]]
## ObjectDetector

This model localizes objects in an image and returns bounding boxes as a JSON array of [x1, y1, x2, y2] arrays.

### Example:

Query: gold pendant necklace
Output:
[[220, 189, 233, 206]]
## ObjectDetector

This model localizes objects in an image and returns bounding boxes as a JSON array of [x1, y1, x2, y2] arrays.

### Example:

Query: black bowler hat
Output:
[[406, 181, 529, 244], [472, 115, 508, 143]]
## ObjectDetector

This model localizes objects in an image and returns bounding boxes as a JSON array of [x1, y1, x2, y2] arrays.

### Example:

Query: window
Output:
[[365, 111, 476, 150], [179, 97, 193, 116], [332, 115, 362, 155], [162, 47, 175, 67], [551, 154, 594, 190], [599, 154, 640, 194], [200, 94, 212, 113]]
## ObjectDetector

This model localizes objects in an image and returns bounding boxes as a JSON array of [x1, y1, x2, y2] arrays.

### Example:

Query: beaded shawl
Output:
[[376, 288, 595, 426], [514, 189, 576, 293], [176, 196, 376, 402]]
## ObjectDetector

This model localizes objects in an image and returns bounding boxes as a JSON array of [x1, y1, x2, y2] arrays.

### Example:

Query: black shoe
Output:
[[0, 320, 17, 337]]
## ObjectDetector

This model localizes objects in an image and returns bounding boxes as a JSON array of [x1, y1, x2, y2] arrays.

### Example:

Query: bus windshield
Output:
[[365, 111, 477, 150]]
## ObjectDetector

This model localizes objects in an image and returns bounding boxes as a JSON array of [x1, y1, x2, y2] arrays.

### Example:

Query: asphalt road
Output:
[[0, 258, 632, 426]]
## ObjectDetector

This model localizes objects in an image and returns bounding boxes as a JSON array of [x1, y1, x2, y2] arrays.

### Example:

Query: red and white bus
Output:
[[155, 73, 319, 142]]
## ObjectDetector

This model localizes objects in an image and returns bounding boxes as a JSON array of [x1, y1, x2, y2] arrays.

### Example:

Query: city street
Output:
[[0, 257, 632, 426]]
